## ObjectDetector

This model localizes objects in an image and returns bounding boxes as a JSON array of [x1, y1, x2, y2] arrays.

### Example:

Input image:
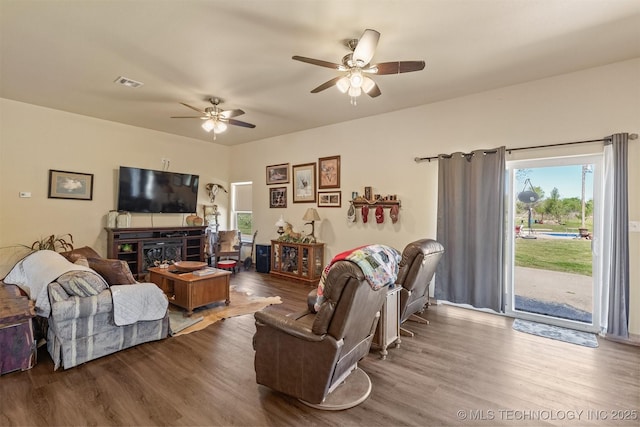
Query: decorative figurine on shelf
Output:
[[364, 186, 372, 201], [277, 222, 315, 243], [278, 222, 302, 242]]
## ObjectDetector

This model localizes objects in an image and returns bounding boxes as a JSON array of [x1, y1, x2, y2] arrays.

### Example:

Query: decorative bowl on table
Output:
[[173, 261, 208, 272]]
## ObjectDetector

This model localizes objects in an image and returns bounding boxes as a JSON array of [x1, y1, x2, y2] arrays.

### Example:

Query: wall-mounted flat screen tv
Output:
[[117, 166, 199, 214]]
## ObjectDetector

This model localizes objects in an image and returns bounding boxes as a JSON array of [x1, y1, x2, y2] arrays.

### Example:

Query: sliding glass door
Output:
[[505, 155, 602, 332]]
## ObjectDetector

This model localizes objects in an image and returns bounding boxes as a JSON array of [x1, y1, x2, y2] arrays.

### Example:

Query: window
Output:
[[232, 182, 252, 238]]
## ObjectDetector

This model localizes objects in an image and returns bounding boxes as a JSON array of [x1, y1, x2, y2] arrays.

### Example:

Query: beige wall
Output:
[[0, 99, 231, 255], [229, 59, 640, 335], [1, 59, 638, 335]]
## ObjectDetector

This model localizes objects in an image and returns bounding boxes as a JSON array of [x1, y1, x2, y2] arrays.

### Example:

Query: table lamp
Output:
[[302, 208, 321, 241], [275, 215, 286, 235]]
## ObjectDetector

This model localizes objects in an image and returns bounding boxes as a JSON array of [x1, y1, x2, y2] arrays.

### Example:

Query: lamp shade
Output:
[[336, 76, 350, 93], [302, 208, 320, 222], [213, 121, 227, 133], [202, 119, 215, 132], [349, 70, 364, 88], [275, 215, 286, 228]]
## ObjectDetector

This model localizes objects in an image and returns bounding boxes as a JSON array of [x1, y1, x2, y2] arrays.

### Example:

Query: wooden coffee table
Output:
[[148, 267, 231, 316]]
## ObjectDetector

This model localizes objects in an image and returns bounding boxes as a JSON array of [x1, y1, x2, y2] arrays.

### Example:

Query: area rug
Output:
[[168, 285, 282, 337], [512, 318, 598, 348], [168, 311, 204, 335], [515, 295, 592, 323]]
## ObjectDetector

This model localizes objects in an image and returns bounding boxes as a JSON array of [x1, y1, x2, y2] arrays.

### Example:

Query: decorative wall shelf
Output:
[[351, 198, 401, 209]]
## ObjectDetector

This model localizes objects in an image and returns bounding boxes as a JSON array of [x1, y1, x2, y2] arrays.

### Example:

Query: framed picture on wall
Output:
[[318, 191, 341, 208], [48, 169, 94, 200], [266, 163, 289, 185], [318, 155, 340, 189], [269, 187, 287, 208], [292, 163, 316, 203]]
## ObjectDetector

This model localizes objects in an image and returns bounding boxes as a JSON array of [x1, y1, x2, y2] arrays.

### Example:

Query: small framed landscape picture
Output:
[[266, 163, 289, 185], [48, 169, 94, 200], [292, 163, 316, 203], [318, 191, 341, 208], [318, 155, 340, 189], [269, 187, 287, 208]]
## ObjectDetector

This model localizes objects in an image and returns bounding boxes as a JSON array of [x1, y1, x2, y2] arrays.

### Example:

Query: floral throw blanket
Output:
[[313, 244, 401, 312]]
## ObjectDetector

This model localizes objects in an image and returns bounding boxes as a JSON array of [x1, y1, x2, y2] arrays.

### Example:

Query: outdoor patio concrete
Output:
[[514, 266, 593, 313]]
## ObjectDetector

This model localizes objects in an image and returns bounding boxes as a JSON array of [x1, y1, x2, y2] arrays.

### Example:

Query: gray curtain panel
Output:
[[435, 147, 506, 312], [606, 133, 630, 338]]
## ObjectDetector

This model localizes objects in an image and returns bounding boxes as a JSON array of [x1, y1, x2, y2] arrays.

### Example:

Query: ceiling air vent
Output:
[[114, 76, 144, 88]]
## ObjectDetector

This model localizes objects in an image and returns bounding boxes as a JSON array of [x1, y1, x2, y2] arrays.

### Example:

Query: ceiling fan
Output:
[[171, 97, 256, 139], [293, 29, 425, 105]]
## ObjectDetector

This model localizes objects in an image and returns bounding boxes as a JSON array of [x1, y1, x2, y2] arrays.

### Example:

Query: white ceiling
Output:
[[1, 0, 639, 146]]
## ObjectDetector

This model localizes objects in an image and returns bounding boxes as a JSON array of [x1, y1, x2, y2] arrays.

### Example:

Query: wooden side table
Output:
[[0, 284, 37, 374], [371, 285, 401, 360]]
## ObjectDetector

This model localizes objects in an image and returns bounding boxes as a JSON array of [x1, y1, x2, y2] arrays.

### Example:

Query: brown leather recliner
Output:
[[396, 239, 444, 336], [253, 260, 388, 409]]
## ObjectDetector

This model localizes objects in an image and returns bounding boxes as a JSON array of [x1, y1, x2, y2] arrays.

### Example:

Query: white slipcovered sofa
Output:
[[3, 247, 169, 370]]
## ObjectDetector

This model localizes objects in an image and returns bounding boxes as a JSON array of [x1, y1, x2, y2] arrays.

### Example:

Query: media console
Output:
[[106, 226, 207, 280]]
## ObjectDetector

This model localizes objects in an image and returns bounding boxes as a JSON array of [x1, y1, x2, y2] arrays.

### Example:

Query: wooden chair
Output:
[[217, 230, 242, 272]]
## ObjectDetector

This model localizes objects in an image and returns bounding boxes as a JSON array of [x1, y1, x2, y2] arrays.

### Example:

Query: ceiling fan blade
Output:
[[292, 55, 342, 70], [352, 29, 380, 65], [370, 60, 426, 75], [220, 109, 245, 119], [170, 115, 207, 119], [363, 77, 381, 98], [227, 118, 256, 129], [311, 76, 343, 93], [179, 102, 207, 114]]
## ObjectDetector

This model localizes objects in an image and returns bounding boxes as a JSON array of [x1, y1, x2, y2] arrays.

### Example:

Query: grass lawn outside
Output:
[[515, 238, 592, 276]]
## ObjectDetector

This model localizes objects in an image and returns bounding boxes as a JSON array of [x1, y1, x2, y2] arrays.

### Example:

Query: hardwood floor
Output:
[[1, 270, 638, 426]]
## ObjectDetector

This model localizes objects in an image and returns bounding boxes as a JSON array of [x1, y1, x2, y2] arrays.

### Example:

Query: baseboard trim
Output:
[[603, 332, 640, 347]]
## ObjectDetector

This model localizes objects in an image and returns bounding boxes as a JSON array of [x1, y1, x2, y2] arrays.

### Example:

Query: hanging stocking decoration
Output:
[[362, 205, 369, 223], [390, 204, 399, 223], [375, 206, 384, 223], [347, 202, 356, 223]]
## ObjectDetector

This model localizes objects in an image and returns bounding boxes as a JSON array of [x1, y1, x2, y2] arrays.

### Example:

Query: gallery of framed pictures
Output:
[[48, 169, 94, 200], [266, 163, 289, 185], [269, 187, 287, 208], [318, 155, 340, 189], [292, 163, 316, 203], [318, 191, 341, 207]]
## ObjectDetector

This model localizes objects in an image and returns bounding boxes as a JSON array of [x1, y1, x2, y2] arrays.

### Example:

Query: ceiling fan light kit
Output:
[[293, 28, 425, 105], [171, 97, 255, 140], [201, 118, 228, 134]]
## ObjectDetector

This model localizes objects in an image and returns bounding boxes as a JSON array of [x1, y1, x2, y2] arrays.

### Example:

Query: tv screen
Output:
[[117, 166, 199, 214]]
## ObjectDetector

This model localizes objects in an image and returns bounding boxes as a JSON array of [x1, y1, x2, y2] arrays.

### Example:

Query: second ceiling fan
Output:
[[293, 29, 425, 105]]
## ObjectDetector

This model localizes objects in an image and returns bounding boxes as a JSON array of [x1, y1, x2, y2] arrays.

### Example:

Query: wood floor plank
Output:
[[1, 270, 638, 426]]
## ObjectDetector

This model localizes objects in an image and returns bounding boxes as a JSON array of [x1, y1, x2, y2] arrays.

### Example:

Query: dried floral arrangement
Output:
[[30, 234, 74, 252]]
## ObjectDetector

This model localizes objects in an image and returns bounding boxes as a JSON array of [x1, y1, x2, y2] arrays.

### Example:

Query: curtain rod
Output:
[[413, 133, 638, 163]]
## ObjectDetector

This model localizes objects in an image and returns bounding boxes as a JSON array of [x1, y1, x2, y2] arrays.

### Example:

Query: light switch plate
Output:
[[19, 192, 31, 198], [630, 221, 640, 232]]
